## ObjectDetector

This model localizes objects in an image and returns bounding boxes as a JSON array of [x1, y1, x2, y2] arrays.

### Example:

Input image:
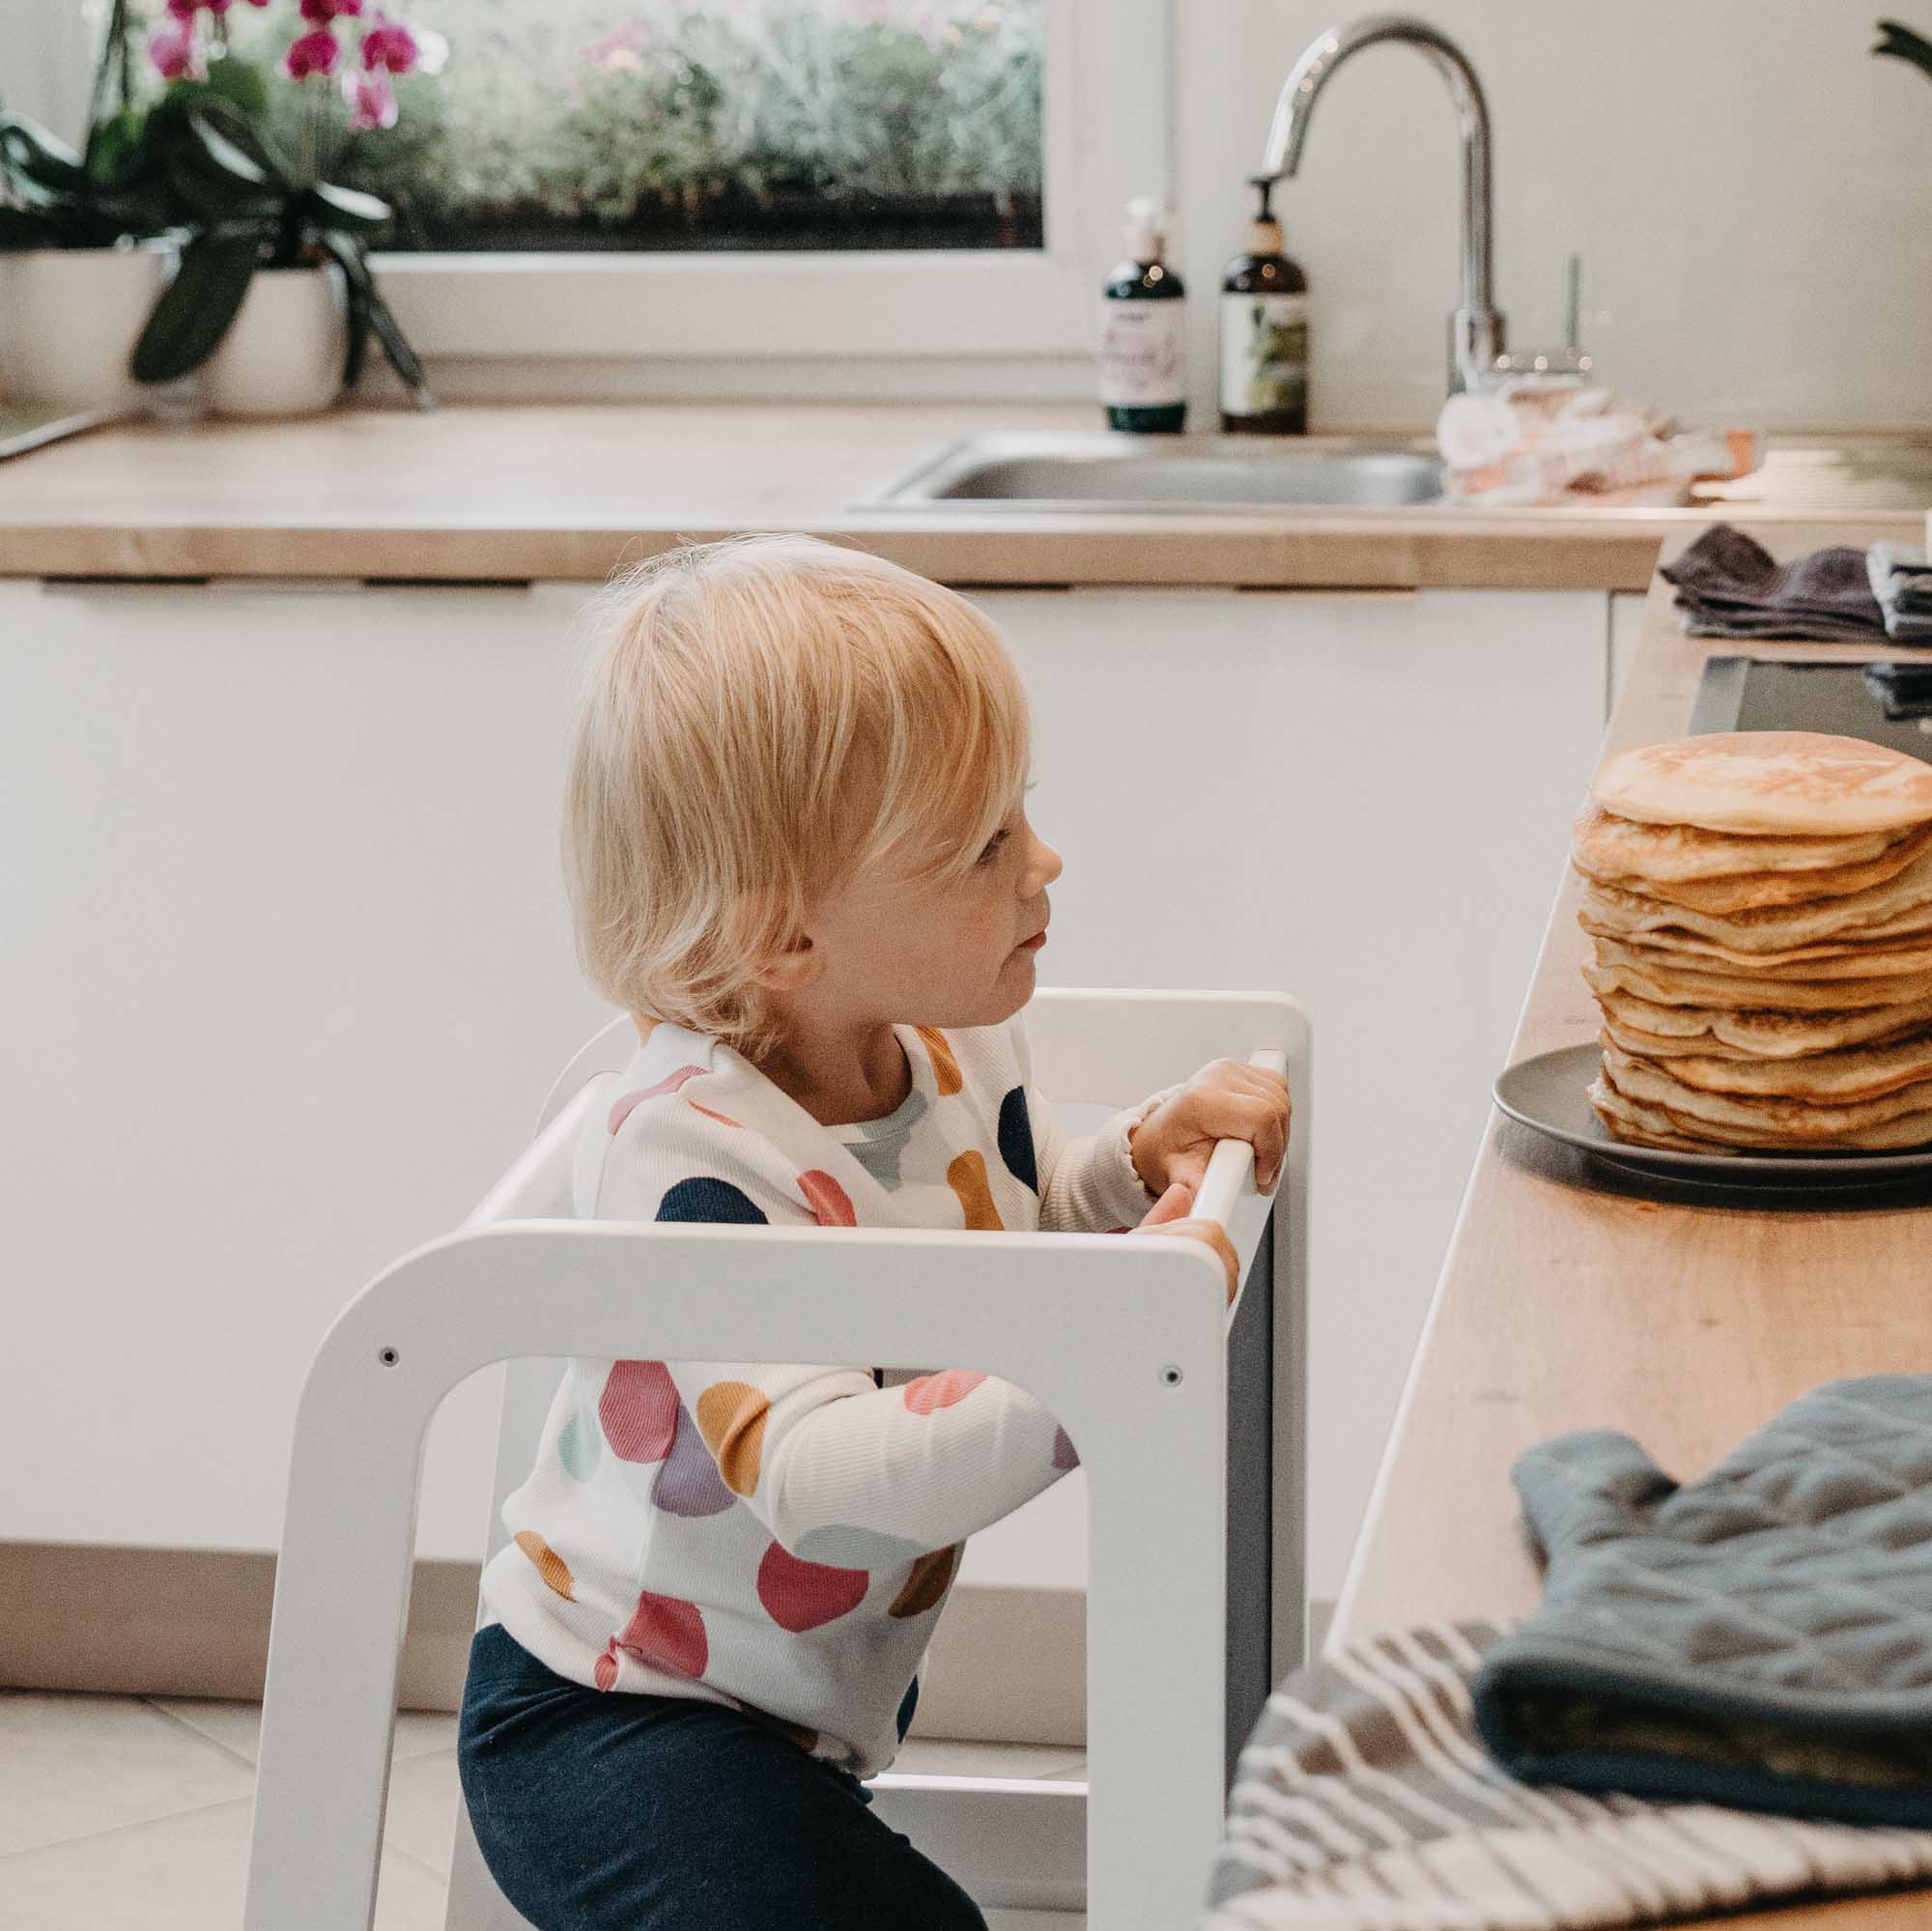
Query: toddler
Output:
[[457, 534, 1291, 1930]]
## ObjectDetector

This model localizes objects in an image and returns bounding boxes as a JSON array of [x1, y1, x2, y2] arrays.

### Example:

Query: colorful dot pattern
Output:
[[757, 1541, 870, 1633], [495, 1014, 1122, 1770], [998, 1085, 1038, 1193]]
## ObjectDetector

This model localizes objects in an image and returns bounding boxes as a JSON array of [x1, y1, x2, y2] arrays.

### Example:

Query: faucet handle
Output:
[[1483, 253, 1592, 385]]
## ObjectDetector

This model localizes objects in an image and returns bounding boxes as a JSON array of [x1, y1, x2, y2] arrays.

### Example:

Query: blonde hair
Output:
[[562, 533, 1032, 1059]]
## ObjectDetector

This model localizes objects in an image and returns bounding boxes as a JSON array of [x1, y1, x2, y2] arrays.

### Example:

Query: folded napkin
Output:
[[1205, 1616, 1932, 1931], [1869, 541, 1932, 642], [1471, 1376, 1932, 1829], [1661, 524, 1889, 641], [1435, 381, 1756, 509]]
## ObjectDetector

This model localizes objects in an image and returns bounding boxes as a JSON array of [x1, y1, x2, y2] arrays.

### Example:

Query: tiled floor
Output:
[[0, 1684, 1085, 1927]]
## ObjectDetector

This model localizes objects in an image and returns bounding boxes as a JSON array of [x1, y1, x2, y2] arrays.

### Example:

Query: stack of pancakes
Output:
[[1572, 730, 1932, 1152]]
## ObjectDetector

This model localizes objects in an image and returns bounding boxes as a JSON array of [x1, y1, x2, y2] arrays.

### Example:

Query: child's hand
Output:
[[1128, 1060, 1292, 1199], [1129, 1180, 1240, 1307]]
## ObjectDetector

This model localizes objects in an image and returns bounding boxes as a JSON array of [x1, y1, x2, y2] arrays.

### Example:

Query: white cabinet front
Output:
[[2, 579, 611, 1559], [966, 586, 1607, 1603], [3, 577, 1605, 1603]]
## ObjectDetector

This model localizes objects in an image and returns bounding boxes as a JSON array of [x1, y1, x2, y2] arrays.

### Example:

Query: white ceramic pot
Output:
[[0, 241, 176, 413], [199, 261, 350, 418]]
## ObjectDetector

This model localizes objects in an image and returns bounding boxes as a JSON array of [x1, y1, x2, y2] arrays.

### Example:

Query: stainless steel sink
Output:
[[866, 432, 1444, 512]]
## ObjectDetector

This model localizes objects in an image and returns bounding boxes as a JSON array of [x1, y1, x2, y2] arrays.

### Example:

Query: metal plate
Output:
[[1493, 1042, 1932, 1189]]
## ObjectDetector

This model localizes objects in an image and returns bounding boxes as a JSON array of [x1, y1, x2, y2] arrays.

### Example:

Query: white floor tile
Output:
[[380, 1753, 463, 1878], [0, 1692, 255, 1858], [150, 1695, 456, 1767], [0, 1794, 446, 1930]]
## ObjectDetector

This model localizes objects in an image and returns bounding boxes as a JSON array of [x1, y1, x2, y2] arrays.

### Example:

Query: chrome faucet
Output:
[[1260, 13, 1506, 395]]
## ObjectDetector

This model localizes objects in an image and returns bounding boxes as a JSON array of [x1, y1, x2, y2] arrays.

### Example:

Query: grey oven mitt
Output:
[[1470, 1375, 1932, 1826]]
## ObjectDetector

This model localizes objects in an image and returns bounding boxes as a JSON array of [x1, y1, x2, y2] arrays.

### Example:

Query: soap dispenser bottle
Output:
[[1220, 177, 1309, 435], [1099, 196, 1186, 434]]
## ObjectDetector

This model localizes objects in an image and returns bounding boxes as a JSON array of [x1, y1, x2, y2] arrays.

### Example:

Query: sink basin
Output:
[[867, 432, 1444, 512]]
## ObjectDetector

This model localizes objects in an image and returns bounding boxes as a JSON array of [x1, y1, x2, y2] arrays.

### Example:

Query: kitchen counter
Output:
[[1331, 519, 1932, 1927], [1, 403, 1927, 587]]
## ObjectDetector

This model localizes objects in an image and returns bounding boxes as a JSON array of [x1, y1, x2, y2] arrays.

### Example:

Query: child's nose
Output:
[[1029, 837, 1064, 890]]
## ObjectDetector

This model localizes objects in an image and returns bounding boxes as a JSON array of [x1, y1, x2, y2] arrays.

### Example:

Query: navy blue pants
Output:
[[457, 1623, 987, 1931]]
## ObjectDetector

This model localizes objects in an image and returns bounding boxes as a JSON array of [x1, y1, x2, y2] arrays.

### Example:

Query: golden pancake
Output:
[[1593, 732, 1932, 837], [1594, 985, 1932, 1057], [1589, 1077, 1932, 1153], [1607, 1026, 1932, 1105], [1582, 954, 1932, 1012], [1591, 932, 1932, 981], [1571, 820, 1932, 915], [1571, 803, 1913, 885], [1603, 1044, 1932, 1139], [1603, 1018, 1763, 1061], [1577, 840, 1932, 953]]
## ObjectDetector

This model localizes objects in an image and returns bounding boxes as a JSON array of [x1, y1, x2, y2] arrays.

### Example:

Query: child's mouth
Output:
[[1017, 931, 1046, 951]]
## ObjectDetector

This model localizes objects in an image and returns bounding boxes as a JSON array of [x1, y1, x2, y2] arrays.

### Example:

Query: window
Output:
[[41, 0, 1168, 376], [342, 0, 1045, 256]]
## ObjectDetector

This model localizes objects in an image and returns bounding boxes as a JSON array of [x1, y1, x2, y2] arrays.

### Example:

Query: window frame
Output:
[[20, 1, 1171, 368]]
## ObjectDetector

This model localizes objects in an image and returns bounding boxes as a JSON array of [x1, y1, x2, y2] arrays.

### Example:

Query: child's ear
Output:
[[752, 933, 822, 994]]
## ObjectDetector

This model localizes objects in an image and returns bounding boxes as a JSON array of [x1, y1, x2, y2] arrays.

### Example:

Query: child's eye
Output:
[[977, 827, 1011, 866]]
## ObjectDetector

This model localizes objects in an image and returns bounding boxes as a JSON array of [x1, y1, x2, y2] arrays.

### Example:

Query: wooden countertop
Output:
[[1331, 518, 1932, 1927], [1, 404, 1927, 588]]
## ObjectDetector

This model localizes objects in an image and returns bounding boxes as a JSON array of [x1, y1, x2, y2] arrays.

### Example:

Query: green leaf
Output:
[[0, 115, 87, 194], [201, 57, 271, 123], [315, 230, 371, 389], [0, 204, 60, 249], [330, 239, 435, 409], [84, 107, 148, 187], [160, 112, 285, 224], [130, 223, 267, 383], [1874, 18, 1932, 81], [306, 181, 394, 236], [185, 97, 292, 188]]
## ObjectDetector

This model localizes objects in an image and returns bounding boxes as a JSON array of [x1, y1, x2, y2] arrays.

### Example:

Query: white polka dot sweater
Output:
[[478, 1012, 1169, 1776]]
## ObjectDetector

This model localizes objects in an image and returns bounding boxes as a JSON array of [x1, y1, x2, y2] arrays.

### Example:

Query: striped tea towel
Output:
[[1205, 1620, 1932, 1930]]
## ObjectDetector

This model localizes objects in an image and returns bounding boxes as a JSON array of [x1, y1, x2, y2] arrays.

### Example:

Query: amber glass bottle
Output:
[[1220, 178, 1309, 435]]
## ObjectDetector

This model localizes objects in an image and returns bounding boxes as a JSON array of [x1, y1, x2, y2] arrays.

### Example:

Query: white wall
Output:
[[1173, 0, 1932, 432], [12, 4, 1929, 424]]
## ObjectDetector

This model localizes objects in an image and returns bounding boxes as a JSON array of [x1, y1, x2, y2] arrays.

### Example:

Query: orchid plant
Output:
[[128, 0, 445, 406]]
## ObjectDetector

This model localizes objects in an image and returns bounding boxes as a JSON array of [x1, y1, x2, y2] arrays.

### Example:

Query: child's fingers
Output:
[[1130, 1200, 1240, 1305], [1167, 1218, 1240, 1306], [1134, 1180, 1195, 1228]]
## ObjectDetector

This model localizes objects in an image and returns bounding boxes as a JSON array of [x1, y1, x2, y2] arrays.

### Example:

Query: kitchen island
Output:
[[1331, 523, 1932, 1928]]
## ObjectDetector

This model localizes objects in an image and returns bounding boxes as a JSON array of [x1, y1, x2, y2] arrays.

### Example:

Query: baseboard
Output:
[[0, 1542, 485, 1711], [0, 1542, 1087, 1744]]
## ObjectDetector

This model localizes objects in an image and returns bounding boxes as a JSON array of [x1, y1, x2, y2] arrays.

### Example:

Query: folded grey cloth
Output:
[[1469, 1376, 1932, 1830], [1661, 524, 1889, 641], [1869, 541, 1932, 641], [1205, 1618, 1932, 1930]]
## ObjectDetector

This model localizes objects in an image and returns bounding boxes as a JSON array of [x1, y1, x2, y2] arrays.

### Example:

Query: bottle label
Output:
[[1099, 300, 1185, 408], [1221, 292, 1309, 417]]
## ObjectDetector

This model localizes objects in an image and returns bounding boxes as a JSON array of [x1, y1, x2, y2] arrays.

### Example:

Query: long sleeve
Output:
[[599, 1072, 1073, 1566], [1004, 1014, 1179, 1233]]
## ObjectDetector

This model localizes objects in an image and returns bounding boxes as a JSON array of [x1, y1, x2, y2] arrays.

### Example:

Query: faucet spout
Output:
[[1261, 12, 1504, 394]]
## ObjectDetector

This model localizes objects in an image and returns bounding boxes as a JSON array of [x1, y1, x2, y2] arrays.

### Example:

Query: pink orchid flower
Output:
[[284, 26, 340, 77], [341, 67, 399, 130], [147, 19, 205, 80], [299, 0, 362, 20], [360, 12, 420, 75]]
